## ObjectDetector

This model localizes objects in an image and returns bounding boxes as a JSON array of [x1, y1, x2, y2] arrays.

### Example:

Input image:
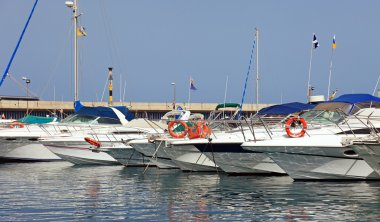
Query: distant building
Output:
[[0, 95, 39, 101]]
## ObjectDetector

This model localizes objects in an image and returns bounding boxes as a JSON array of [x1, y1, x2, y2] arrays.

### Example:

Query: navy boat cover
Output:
[[74, 100, 134, 121], [258, 102, 315, 115], [330, 94, 380, 104]]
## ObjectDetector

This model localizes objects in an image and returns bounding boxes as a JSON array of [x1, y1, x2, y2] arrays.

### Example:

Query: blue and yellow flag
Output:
[[77, 26, 87, 37], [332, 35, 336, 49]]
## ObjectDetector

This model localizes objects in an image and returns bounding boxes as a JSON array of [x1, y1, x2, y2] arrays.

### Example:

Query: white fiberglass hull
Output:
[[192, 140, 285, 174], [350, 142, 380, 176], [267, 149, 376, 180], [42, 141, 119, 165], [242, 135, 380, 180], [98, 145, 151, 166], [0, 136, 60, 161], [130, 139, 178, 169], [0, 136, 38, 157], [161, 128, 286, 174], [2, 143, 61, 161], [164, 143, 219, 172]]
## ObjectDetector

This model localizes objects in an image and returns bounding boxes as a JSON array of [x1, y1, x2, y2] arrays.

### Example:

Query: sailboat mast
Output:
[[255, 28, 259, 109], [0, 0, 39, 88], [73, 0, 79, 101]]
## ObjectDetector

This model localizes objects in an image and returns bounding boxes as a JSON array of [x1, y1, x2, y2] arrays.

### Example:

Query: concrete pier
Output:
[[0, 99, 274, 119]]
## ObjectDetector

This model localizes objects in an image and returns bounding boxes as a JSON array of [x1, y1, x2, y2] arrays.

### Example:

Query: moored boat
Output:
[[242, 94, 380, 180]]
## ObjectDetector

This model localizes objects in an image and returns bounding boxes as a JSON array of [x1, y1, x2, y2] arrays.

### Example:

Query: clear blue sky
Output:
[[0, 0, 379, 105]]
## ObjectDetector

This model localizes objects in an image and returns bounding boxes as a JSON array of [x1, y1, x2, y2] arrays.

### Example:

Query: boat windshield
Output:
[[300, 110, 344, 125], [61, 114, 121, 125]]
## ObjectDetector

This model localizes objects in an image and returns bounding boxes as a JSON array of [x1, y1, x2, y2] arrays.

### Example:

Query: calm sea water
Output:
[[0, 162, 380, 221]]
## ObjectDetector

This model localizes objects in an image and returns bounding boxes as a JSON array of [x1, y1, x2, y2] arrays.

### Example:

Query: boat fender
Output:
[[285, 117, 307, 138], [84, 137, 102, 148], [9, 122, 24, 129], [188, 120, 212, 139]]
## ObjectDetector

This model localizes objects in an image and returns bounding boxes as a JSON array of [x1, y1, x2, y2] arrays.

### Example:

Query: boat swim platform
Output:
[[0, 100, 274, 120]]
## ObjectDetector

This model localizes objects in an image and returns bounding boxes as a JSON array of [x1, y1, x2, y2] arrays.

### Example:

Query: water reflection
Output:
[[0, 162, 380, 221]]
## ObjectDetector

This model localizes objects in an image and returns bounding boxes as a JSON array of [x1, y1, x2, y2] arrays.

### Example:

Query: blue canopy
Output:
[[74, 100, 134, 121], [258, 102, 315, 115], [330, 94, 380, 104]]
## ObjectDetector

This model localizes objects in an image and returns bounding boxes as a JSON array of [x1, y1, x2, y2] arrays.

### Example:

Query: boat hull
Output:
[[42, 141, 119, 165], [0, 136, 61, 161], [244, 145, 379, 180], [100, 145, 151, 166], [130, 139, 178, 169], [195, 142, 285, 174], [350, 143, 380, 176], [164, 144, 219, 172]]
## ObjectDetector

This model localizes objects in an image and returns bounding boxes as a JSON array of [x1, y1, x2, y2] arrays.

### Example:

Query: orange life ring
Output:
[[84, 137, 102, 148], [187, 120, 212, 139], [168, 121, 188, 138], [285, 117, 307, 138], [9, 122, 25, 129]]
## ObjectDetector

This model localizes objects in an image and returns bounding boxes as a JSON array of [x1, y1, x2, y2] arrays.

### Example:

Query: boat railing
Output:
[[38, 123, 126, 137]]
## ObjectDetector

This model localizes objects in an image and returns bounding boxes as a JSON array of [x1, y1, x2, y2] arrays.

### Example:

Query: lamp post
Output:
[[171, 82, 176, 110], [22, 77, 30, 115]]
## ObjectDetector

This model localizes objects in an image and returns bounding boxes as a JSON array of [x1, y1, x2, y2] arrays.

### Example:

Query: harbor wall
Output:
[[0, 100, 274, 120]]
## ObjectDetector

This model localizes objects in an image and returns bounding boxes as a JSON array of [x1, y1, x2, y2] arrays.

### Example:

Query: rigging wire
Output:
[[37, 23, 73, 100], [99, 0, 130, 103], [239, 37, 256, 118], [7, 74, 37, 97]]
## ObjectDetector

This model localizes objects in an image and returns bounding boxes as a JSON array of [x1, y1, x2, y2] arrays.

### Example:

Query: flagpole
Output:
[[187, 76, 191, 109], [327, 48, 334, 99], [223, 75, 229, 118], [307, 33, 314, 103]]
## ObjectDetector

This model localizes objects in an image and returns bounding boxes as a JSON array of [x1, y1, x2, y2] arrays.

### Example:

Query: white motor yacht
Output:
[[0, 104, 132, 162], [41, 110, 191, 166], [242, 94, 380, 180], [40, 121, 161, 165], [127, 109, 201, 169], [189, 102, 314, 174]]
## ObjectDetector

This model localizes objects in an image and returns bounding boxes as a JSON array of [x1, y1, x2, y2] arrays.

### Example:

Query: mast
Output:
[[66, 0, 79, 101], [307, 41, 314, 102], [0, 0, 39, 88], [307, 33, 318, 102], [255, 28, 259, 109], [327, 34, 336, 99], [73, 0, 79, 101]]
